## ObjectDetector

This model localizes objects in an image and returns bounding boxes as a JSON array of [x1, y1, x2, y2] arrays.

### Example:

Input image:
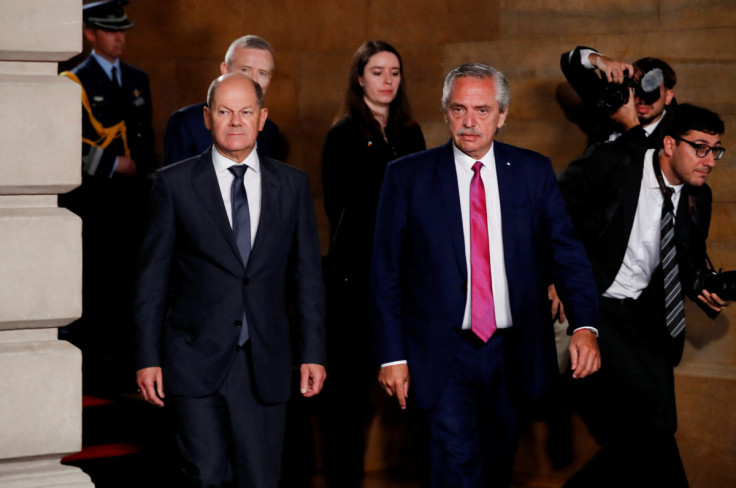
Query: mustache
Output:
[[457, 128, 481, 137]]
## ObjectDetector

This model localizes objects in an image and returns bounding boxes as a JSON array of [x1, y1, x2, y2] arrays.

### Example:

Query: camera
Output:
[[691, 268, 736, 301], [596, 68, 663, 113]]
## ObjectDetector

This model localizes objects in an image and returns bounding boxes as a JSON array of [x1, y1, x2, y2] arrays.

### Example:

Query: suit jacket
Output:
[[60, 55, 154, 320], [71, 54, 156, 178], [162, 102, 282, 166], [558, 142, 716, 341], [134, 149, 325, 404], [370, 141, 598, 410], [560, 45, 673, 150], [322, 116, 426, 287]]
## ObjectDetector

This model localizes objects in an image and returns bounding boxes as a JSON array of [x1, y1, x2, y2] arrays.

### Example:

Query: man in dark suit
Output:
[[371, 63, 601, 487], [163, 35, 283, 166], [58, 0, 155, 383], [135, 73, 326, 488], [560, 46, 677, 150], [558, 104, 729, 487]]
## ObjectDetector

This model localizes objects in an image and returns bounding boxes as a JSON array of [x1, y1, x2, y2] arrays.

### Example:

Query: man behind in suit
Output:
[[58, 0, 155, 386], [558, 104, 729, 487], [560, 46, 677, 150], [163, 35, 283, 166], [135, 73, 326, 488], [371, 63, 601, 487]]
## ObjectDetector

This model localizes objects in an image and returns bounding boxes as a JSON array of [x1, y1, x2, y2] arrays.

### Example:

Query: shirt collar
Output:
[[211, 146, 260, 176], [90, 50, 121, 80], [643, 109, 666, 137], [646, 148, 683, 195], [452, 142, 496, 173]]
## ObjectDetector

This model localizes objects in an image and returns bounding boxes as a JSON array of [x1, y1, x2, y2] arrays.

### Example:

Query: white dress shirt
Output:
[[604, 149, 683, 300], [453, 144, 513, 330], [212, 146, 261, 244]]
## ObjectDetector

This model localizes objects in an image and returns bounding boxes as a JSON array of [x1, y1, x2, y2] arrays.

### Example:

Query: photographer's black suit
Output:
[[560, 45, 670, 150], [558, 141, 716, 488]]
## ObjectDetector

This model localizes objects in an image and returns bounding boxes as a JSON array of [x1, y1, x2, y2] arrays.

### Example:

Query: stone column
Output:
[[0, 1, 93, 486]]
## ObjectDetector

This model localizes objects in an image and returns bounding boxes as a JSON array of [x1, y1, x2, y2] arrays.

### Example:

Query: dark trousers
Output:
[[566, 294, 688, 488], [169, 345, 287, 488], [319, 273, 379, 488], [422, 330, 518, 488]]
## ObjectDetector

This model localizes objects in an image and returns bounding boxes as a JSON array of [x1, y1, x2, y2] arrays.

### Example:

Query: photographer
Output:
[[561, 46, 676, 149], [557, 104, 730, 487]]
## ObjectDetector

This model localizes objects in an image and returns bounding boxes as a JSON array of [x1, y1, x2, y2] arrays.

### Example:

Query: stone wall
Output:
[[0, 0, 93, 486]]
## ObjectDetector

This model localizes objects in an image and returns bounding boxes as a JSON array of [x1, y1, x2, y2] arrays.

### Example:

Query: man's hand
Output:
[[548, 284, 566, 323], [136, 367, 165, 407], [115, 156, 138, 176], [569, 329, 601, 379], [698, 290, 730, 312], [609, 88, 640, 131], [378, 363, 410, 410], [300, 363, 326, 397], [589, 53, 635, 84]]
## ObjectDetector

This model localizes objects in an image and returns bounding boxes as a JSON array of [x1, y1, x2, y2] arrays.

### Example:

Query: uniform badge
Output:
[[132, 89, 146, 107]]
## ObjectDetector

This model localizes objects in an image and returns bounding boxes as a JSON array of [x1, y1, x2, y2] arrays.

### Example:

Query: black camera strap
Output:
[[652, 152, 716, 274]]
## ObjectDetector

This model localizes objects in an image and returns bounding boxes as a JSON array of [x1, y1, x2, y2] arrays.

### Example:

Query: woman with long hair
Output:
[[320, 40, 425, 487]]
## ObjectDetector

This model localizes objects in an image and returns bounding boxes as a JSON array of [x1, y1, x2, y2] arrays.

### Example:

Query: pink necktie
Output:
[[470, 161, 497, 342]]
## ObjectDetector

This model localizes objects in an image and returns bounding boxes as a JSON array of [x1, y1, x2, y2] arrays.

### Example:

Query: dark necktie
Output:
[[229, 164, 251, 345], [111, 66, 120, 87], [470, 161, 497, 342], [661, 188, 685, 337]]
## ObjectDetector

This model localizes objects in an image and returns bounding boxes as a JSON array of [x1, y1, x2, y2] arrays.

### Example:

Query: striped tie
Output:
[[661, 190, 685, 337]]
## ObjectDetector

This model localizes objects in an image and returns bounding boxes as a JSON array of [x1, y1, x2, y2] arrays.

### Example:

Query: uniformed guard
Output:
[[59, 0, 156, 392]]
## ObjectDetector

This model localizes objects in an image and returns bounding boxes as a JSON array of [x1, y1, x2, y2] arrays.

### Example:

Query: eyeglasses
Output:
[[675, 137, 726, 160]]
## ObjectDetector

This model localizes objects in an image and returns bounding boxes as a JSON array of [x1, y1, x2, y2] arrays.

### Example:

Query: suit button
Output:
[[235, 321, 242, 328], [243, 278, 250, 286]]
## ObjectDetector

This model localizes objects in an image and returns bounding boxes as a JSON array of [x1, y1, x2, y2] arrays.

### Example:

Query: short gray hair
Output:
[[224, 35, 274, 69], [441, 63, 510, 113]]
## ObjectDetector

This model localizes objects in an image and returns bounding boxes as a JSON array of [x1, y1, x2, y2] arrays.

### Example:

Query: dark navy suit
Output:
[[58, 54, 155, 368], [134, 149, 325, 486], [163, 102, 282, 166], [371, 140, 598, 486]]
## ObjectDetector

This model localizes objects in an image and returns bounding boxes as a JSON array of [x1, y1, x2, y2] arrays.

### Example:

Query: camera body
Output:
[[691, 269, 736, 301], [595, 68, 664, 113]]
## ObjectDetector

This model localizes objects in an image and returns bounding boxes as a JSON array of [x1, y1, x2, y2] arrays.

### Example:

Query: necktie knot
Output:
[[472, 161, 483, 175], [662, 187, 675, 213], [229, 164, 248, 180]]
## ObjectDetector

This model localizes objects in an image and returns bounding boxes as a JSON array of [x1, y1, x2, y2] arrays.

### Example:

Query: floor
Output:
[[58, 339, 547, 488], [61, 392, 541, 488]]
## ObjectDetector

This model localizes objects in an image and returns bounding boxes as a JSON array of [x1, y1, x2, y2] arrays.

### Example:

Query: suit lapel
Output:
[[675, 186, 693, 261], [251, 157, 279, 258], [436, 142, 467, 280], [190, 151, 244, 265], [619, 148, 647, 255], [493, 142, 515, 262]]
